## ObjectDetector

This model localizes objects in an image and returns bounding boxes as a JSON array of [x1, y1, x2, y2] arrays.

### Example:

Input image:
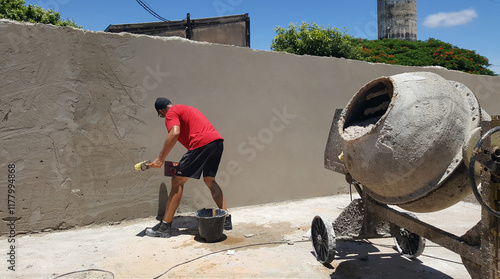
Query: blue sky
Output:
[[23, 0, 500, 74]]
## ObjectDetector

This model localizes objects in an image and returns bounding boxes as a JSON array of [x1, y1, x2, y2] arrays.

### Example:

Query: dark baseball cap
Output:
[[155, 97, 171, 116]]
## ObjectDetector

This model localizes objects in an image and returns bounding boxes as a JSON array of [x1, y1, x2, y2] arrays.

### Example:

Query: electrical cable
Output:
[[54, 268, 115, 278], [136, 0, 168, 21], [136, 0, 169, 21], [153, 239, 311, 279], [51, 239, 310, 278], [135, 0, 169, 21], [53, 232, 442, 278]]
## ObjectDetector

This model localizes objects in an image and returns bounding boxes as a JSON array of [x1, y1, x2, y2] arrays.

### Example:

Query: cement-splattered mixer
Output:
[[312, 72, 500, 278]]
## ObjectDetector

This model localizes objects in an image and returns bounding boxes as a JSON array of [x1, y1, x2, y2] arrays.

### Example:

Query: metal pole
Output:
[[185, 13, 191, 40]]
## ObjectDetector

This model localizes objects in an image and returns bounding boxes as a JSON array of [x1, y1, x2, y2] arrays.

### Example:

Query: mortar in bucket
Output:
[[195, 208, 227, 242]]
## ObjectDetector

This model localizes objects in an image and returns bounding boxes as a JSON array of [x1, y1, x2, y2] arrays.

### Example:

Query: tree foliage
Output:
[[271, 22, 362, 59], [271, 22, 495, 76], [358, 38, 495, 76], [0, 0, 80, 28]]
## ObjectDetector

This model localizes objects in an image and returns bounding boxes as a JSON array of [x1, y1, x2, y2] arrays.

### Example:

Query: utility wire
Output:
[[136, 0, 168, 21], [135, 0, 169, 21], [52, 240, 310, 279], [136, 0, 169, 21], [153, 239, 311, 279]]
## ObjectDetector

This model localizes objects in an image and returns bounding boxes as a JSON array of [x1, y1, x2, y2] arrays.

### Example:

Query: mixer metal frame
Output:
[[314, 110, 500, 279]]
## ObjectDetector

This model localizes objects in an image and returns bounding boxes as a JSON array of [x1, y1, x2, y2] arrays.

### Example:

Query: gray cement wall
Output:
[[1, 20, 499, 234]]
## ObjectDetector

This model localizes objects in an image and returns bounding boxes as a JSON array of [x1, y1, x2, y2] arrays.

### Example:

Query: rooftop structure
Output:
[[105, 13, 250, 47]]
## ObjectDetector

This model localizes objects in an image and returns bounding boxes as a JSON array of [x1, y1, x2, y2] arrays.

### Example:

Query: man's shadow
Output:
[[136, 182, 227, 242], [155, 182, 168, 221], [136, 182, 199, 237], [136, 215, 199, 237]]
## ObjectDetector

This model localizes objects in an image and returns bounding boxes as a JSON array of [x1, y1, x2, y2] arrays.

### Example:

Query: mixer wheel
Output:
[[311, 215, 336, 264], [393, 213, 426, 258]]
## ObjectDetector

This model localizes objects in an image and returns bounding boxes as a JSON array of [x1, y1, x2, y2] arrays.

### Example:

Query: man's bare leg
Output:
[[203, 176, 227, 211], [163, 175, 190, 223], [204, 177, 231, 230], [145, 176, 189, 237]]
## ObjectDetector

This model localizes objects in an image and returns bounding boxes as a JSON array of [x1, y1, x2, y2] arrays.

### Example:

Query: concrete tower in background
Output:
[[377, 0, 417, 41]]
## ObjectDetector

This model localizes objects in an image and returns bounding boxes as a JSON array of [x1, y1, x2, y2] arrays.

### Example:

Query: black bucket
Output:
[[195, 208, 227, 242]]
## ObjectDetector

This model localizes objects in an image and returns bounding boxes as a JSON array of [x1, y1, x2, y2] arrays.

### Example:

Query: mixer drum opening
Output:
[[343, 79, 393, 139]]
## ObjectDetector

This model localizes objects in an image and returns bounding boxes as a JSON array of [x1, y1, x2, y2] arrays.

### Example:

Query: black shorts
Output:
[[176, 140, 223, 179]]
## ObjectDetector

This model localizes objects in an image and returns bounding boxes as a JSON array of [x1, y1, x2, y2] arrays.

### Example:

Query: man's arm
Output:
[[150, 125, 180, 168]]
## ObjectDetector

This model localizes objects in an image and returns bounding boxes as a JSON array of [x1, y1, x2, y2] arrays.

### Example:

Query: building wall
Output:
[[191, 21, 248, 46], [378, 0, 417, 41], [1, 20, 499, 233], [151, 29, 185, 38], [105, 14, 250, 47]]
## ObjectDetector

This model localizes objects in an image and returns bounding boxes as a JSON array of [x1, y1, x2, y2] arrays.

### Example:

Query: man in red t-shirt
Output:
[[146, 97, 231, 238]]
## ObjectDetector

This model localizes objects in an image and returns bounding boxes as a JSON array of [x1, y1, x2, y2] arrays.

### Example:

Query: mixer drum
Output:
[[339, 72, 484, 212]]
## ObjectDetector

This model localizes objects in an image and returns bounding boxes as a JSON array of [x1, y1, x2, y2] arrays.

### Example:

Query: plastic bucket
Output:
[[195, 208, 227, 242]]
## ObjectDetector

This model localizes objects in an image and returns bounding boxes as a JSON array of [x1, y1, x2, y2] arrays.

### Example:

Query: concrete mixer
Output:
[[312, 72, 500, 279]]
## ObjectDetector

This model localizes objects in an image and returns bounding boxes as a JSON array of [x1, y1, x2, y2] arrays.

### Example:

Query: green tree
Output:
[[0, 0, 80, 28], [271, 22, 362, 59], [271, 22, 495, 76]]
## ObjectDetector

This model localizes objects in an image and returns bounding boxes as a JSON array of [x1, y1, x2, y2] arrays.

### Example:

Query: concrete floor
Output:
[[2, 194, 482, 279]]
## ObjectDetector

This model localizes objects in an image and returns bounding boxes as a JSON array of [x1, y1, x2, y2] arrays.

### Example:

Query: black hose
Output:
[[153, 239, 310, 279], [54, 268, 114, 278]]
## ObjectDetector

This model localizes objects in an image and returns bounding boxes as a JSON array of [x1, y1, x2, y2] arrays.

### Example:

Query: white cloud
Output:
[[423, 8, 478, 28]]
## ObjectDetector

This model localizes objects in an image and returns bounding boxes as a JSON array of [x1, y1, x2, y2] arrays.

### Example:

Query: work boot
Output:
[[145, 221, 172, 238], [224, 214, 232, 230]]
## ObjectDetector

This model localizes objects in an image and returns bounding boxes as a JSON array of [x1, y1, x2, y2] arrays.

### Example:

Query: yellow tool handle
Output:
[[134, 160, 151, 171]]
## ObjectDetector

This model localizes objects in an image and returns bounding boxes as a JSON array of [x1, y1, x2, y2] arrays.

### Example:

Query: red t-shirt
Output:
[[165, 104, 223, 150]]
